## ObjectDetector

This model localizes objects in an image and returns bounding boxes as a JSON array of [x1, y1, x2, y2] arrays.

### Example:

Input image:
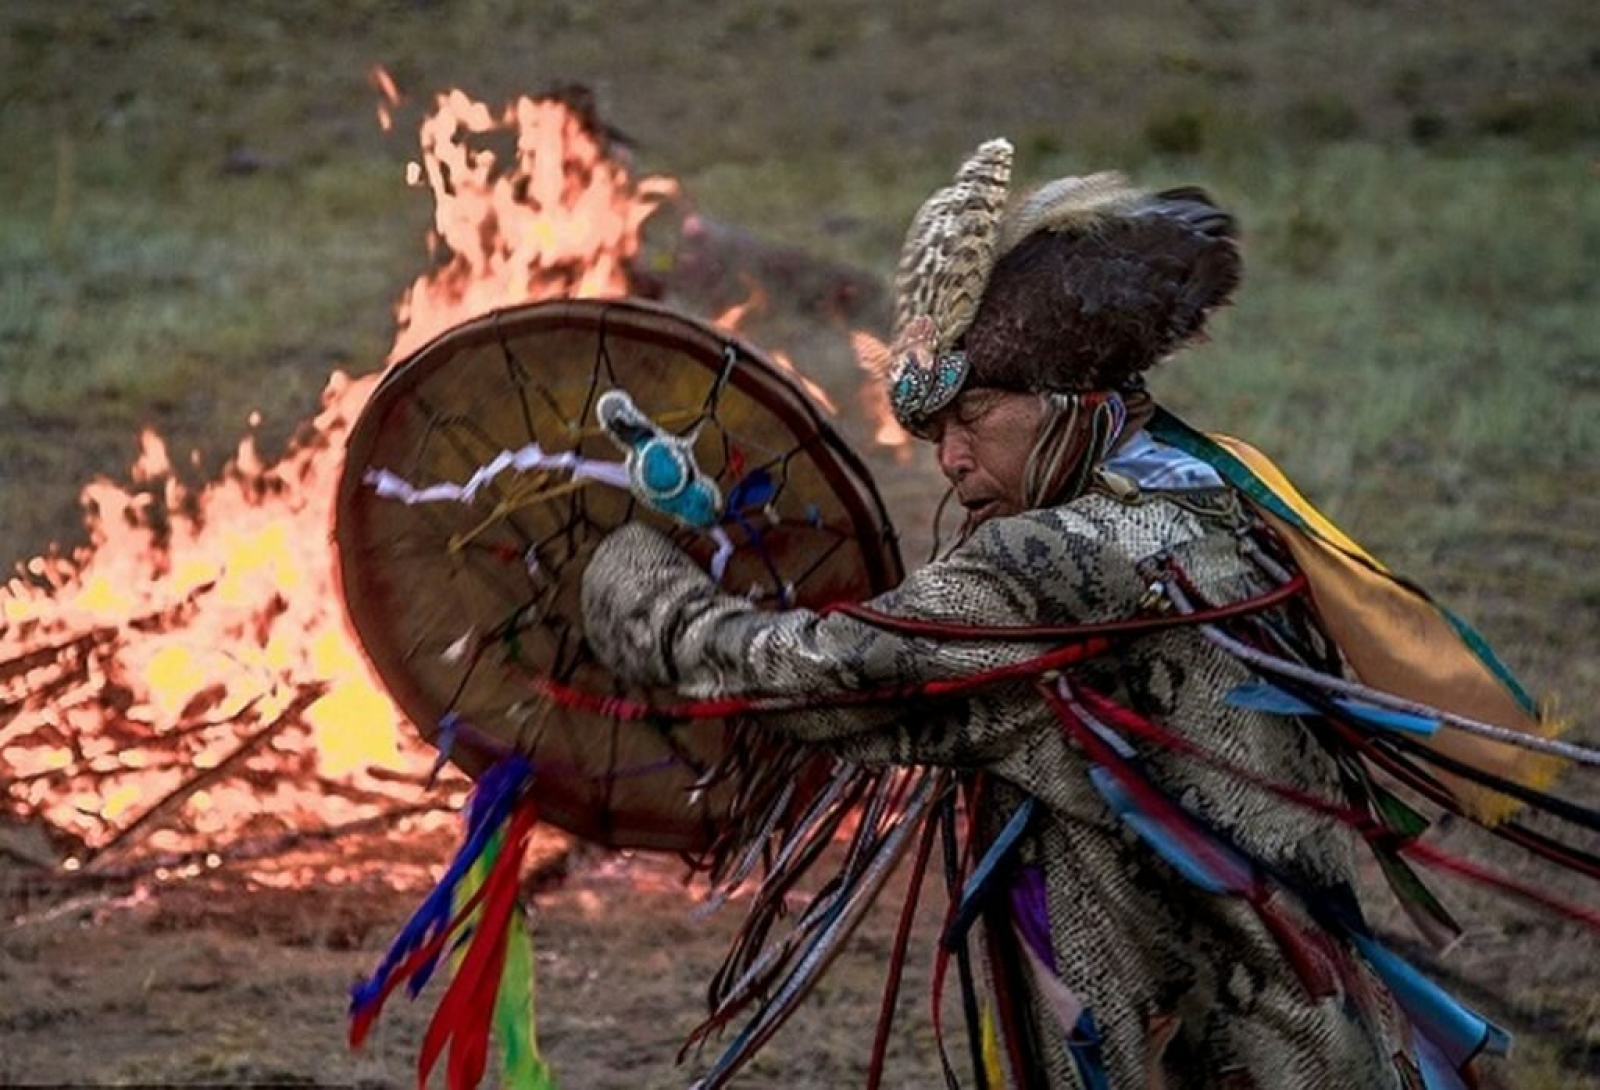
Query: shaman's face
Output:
[[926, 387, 1045, 525]]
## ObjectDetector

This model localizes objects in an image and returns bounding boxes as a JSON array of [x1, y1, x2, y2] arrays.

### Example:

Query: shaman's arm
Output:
[[580, 515, 1138, 765]]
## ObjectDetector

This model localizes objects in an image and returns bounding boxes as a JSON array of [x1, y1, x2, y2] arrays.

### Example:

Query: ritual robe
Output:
[[582, 482, 1407, 1089]]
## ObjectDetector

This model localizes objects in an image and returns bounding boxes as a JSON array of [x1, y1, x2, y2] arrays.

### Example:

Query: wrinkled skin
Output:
[[925, 387, 1044, 524]]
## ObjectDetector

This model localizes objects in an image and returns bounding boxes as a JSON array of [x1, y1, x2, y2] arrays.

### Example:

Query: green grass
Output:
[[1, 0, 1593, 604], [1163, 144, 1600, 503], [2, 148, 419, 409], [1, 0, 1594, 642]]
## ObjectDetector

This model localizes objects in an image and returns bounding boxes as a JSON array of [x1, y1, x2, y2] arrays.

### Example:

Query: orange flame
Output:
[[3, 78, 908, 884], [713, 286, 839, 417], [850, 329, 911, 462], [392, 90, 678, 361], [369, 64, 401, 133], [1, 86, 675, 879]]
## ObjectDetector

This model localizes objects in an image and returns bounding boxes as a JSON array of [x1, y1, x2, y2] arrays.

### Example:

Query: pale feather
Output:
[[998, 171, 1146, 253], [892, 138, 1013, 349]]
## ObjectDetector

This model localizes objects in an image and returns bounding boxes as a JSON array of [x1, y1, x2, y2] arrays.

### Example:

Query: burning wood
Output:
[[79, 683, 329, 873], [1, 75, 902, 889], [1, 82, 680, 886]]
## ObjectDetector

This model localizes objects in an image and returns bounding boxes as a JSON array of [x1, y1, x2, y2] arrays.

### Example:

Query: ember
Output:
[[1, 77, 676, 886]]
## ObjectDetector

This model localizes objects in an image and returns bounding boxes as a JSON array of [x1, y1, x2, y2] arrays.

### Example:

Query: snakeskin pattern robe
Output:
[[582, 484, 1405, 1089]]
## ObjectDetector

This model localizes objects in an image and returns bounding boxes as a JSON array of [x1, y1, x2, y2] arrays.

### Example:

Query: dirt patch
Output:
[[1, 844, 959, 1088]]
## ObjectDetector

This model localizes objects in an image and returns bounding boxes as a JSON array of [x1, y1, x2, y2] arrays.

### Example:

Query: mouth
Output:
[[960, 496, 1002, 522]]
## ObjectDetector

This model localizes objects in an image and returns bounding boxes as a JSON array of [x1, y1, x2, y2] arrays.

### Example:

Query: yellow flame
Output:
[[146, 645, 204, 721], [307, 685, 402, 777], [75, 572, 134, 616], [100, 784, 142, 822], [0, 88, 675, 873]]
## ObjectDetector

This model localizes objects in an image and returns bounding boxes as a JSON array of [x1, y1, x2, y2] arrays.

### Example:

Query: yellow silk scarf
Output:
[[1213, 434, 1564, 824]]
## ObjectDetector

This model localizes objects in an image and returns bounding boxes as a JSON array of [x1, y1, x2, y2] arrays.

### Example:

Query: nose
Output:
[[936, 427, 972, 484]]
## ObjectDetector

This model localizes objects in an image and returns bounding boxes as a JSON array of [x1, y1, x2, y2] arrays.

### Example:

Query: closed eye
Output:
[[953, 390, 1004, 426]]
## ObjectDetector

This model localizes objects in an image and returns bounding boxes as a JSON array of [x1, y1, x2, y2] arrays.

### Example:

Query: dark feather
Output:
[[962, 195, 1241, 392]]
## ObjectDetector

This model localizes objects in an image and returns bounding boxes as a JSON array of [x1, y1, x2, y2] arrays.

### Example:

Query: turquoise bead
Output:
[[640, 441, 687, 496]]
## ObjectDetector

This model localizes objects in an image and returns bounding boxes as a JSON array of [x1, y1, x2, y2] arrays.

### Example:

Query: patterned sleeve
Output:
[[579, 514, 1143, 766]]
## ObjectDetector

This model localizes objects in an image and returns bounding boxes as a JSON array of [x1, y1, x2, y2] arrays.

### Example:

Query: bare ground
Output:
[[3, 357, 1596, 1086]]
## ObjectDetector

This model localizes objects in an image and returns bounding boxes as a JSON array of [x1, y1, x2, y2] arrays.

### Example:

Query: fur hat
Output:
[[887, 139, 1241, 432]]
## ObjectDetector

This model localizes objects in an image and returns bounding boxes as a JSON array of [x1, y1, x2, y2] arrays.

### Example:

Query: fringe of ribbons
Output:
[[348, 409, 1599, 1087], [348, 755, 554, 1090]]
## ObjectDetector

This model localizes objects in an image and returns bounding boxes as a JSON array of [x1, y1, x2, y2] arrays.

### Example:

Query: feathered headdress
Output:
[[886, 139, 1241, 434]]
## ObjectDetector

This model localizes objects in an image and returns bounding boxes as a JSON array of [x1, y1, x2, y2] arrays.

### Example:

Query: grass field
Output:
[[3, 2, 1597, 556], [2, 1, 1597, 1085]]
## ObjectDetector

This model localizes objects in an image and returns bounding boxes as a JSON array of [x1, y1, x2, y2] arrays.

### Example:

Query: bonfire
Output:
[[0, 74, 687, 888]]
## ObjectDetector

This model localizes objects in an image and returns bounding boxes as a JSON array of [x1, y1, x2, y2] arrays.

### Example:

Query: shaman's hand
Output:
[[580, 523, 721, 689]]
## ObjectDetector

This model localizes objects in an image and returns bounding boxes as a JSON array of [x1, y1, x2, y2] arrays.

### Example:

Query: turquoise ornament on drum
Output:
[[597, 389, 722, 528]]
